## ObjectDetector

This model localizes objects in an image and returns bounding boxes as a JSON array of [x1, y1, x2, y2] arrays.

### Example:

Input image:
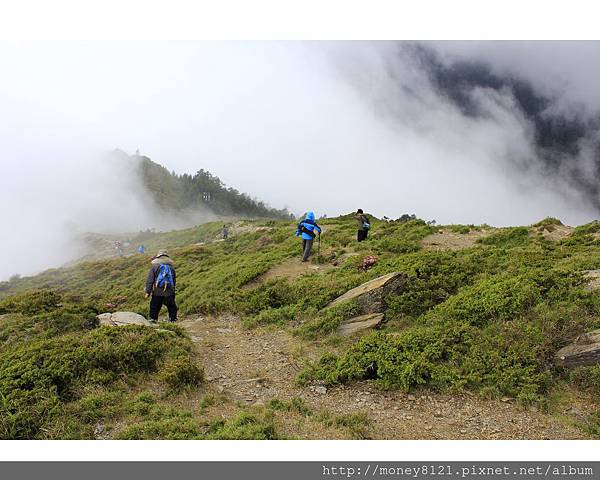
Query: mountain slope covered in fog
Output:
[[115, 150, 293, 220]]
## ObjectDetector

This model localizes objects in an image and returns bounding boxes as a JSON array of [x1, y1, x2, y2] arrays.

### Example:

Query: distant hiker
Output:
[[115, 241, 124, 257], [295, 211, 322, 262], [222, 225, 229, 239], [137, 244, 145, 254], [144, 250, 178, 323], [355, 209, 370, 242]]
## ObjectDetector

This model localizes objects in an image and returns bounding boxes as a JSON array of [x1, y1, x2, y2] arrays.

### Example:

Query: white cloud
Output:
[[1, 41, 599, 279]]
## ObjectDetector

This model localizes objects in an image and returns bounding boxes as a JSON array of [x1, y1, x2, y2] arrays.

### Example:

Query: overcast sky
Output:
[[2, 41, 600, 278]]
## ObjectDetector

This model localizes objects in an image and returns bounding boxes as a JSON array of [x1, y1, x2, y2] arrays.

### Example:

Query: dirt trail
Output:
[[244, 226, 350, 288], [244, 259, 335, 289], [422, 229, 493, 251], [179, 315, 592, 440]]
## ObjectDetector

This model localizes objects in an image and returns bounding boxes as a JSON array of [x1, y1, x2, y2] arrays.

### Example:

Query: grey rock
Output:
[[325, 272, 408, 315], [97, 311, 153, 327], [555, 328, 600, 367], [336, 313, 385, 336], [93, 423, 105, 436], [583, 270, 600, 291]]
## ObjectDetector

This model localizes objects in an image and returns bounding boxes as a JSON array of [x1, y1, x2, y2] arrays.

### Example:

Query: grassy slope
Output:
[[1, 216, 600, 438]]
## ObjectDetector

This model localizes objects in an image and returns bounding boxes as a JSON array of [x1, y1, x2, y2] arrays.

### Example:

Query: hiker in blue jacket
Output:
[[144, 250, 177, 323], [295, 211, 322, 262]]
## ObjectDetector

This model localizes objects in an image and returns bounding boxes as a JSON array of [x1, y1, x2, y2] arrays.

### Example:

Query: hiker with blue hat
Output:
[[295, 211, 322, 262], [144, 250, 178, 323]]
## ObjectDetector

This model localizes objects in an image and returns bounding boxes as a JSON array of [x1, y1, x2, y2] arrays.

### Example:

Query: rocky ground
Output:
[[421, 229, 493, 251], [178, 314, 595, 440], [244, 259, 334, 289], [538, 224, 574, 242]]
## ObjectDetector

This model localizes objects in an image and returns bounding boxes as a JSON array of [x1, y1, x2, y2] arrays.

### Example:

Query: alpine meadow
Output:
[[3, 41, 600, 441], [2, 213, 600, 439]]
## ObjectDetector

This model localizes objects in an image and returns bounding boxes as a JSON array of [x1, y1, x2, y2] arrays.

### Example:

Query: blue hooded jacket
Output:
[[295, 211, 322, 240]]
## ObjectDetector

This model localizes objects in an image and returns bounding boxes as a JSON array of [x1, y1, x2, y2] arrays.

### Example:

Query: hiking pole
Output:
[[317, 231, 321, 259]]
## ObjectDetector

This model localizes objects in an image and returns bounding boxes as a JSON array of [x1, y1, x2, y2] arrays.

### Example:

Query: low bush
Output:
[[0, 289, 63, 316], [424, 275, 542, 327], [570, 365, 600, 396], [0, 309, 198, 439], [159, 357, 204, 392], [533, 217, 563, 228], [449, 225, 472, 234], [477, 227, 531, 248]]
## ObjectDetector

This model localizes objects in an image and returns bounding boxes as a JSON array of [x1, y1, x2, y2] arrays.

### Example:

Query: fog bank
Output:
[[2, 41, 600, 279]]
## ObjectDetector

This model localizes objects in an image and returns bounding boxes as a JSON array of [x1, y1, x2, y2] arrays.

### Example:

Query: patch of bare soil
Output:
[[536, 224, 574, 242], [229, 221, 270, 237], [422, 229, 493, 251], [179, 315, 594, 439], [244, 259, 335, 289], [195, 222, 272, 246]]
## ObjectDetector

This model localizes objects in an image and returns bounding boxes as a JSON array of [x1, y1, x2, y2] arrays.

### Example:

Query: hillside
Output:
[[1, 216, 600, 439], [115, 150, 293, 220]]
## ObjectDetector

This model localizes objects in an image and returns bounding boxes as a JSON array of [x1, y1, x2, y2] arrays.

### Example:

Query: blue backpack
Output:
[[155, 264, 174, 291]]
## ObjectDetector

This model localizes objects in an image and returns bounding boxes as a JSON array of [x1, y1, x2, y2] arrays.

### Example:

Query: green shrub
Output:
[[425, 275, 542, 327], [333, 411, 372, 439], [237, 279, 298, 315], [460, 322, 552, 402], [300, 317, 551, 401], [199, 394, 216, 412], [572, 221, 600, 236], [118, 414, 202, 439], [449, 225, 472, 234], [300, 324, 471, 391], [384, 250, 486, 319], [477, 227, 530, 248], [206, 410, 278, 440], [296, 301, 359, 339], [582, 411, 600, 438], [533, 217, 563, 227], [244, 304, 303, 328], [160, 357, 204, 392], [0, 307, 99, 348], [0, 314, 197, 439], [0, 290, 63, 315], [268, 396, 312, 417], [570, 365, 600, 395]]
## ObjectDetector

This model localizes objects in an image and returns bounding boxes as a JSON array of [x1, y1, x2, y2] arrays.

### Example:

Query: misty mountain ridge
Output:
[[110, 149, 293, 222]]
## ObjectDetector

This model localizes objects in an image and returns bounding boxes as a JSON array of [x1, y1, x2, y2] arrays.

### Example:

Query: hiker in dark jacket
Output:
[[144, 250, 178, 323], [295, 211, 322, 262], [355, 209, 370, 242]]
